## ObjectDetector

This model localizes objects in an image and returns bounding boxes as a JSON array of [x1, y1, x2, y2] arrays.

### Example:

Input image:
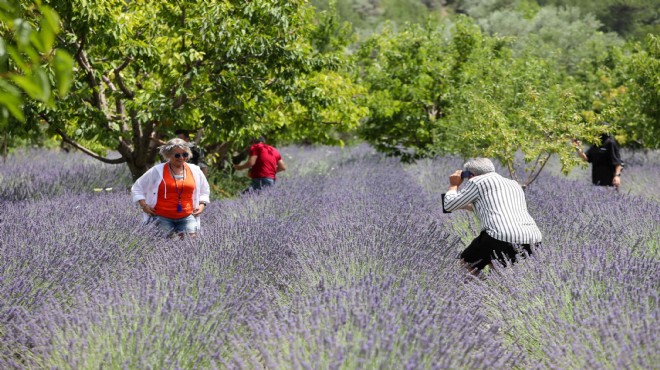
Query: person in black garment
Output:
[[574, 131, 623, 189]]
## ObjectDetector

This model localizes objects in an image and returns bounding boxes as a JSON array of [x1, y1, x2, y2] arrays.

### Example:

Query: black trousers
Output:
[[460, 231, 535, 270]]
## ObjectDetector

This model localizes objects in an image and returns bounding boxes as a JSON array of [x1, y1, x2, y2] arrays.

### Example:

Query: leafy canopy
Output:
[[0, 0, 73, 152], [357, 16, 607, 186], [17, 0, 365, 179]]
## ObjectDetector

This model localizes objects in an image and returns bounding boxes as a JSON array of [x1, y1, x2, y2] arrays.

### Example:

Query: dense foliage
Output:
[[319, 0, 660, 157], [0, 0, 73, 154], [315, 0, 659, 41], [1, 146, 658, 368], [2, 0, 659, 181], [5, 0, 367, 179], [355, 17, 609, 185], [2, 1, 658, 367]]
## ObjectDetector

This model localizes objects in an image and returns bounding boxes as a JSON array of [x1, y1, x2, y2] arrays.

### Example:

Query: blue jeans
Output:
[[249, 178, 275, 191], [152, 214, 198, 235]]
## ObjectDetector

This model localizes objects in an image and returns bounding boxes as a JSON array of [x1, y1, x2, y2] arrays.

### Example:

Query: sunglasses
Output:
[[173, 152, 189, 159]]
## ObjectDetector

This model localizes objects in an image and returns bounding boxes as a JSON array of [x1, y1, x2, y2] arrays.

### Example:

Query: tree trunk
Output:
[[205, 141, 235, 171], [125, 159, 154, 182]]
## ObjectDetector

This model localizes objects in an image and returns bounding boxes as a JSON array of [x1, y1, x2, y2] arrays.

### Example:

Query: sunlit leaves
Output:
[[620, 34, 660, 148], [356, 19, 457, 161], [24, 0, 366, 178], [53, 49, 74, 97], [0, 1, 73, 127], [357, 15, 607, 185]]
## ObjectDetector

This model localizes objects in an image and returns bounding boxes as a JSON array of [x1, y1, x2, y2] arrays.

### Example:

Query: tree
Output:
[[444, 47, 607, 186], [618, 34, 660, 148], [537, 0, 660, 40], [458, 3, 624, 74], [356, 19, 459, 161], [357, 16, 606, 186], [16, 0, 365, 179], [310, 0, 445, 36], [0, 0, 73, 157]]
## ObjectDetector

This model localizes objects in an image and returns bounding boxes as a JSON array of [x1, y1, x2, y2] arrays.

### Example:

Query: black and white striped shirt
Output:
[[443, 172, 542, 244]]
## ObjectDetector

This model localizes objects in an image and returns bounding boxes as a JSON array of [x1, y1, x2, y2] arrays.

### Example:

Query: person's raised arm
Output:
[[150, 132, 167, 146], [612, 164, 622, 189], [573, 140, 589, 162], [276, 159, 286, 173], [443, 170, 478, 212], [234, 155, 257, 171], [447, 170, 462, 192]]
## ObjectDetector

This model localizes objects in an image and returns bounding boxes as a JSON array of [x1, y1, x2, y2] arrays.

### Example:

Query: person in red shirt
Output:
[[234, 136, 286, 191]]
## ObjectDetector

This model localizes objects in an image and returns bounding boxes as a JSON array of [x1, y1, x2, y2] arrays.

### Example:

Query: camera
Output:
[[460, 170, 473, 179]]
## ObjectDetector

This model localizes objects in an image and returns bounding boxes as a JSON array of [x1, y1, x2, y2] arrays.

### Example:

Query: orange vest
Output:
[[154, 164, 196, 219]]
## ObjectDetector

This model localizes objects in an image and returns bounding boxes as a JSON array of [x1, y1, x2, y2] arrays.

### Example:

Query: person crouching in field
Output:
[[442, 158, 542, 275], [131, 138, 211, 238]]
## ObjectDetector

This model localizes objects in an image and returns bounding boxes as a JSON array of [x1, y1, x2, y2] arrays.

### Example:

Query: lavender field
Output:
[[1, 146, 658, 369]]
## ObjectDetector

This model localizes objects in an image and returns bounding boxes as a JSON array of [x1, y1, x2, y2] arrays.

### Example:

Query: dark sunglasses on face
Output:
[[173, 152, 189, 159]]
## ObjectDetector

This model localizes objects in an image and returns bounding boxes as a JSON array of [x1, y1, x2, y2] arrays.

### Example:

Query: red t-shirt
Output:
[[249, 143, 281, 179]]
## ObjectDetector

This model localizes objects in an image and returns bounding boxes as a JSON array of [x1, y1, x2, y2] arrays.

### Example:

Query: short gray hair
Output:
[[159, 138, 192, 159], [463, 158, 496, 176]]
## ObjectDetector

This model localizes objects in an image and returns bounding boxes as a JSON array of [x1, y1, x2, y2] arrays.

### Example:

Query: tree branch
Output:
[[75, 47, 106, 112], [102, 74, 127, 122], [525, 154, 551, 187], [52, 126, 126, 164], [74, 40, 114, 124], [506, 161, 518, 184], [114, 57, 135, 99]]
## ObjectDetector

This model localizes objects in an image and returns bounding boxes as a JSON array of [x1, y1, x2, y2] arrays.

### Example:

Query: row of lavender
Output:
[[1, 147, 658, 368], [0, 149, 133, 201]]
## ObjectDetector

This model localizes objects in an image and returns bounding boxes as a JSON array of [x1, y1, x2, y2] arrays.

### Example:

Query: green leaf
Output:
[[0, 92, 25, 122], [33, 67, 52, 103], [6, 45, 30, 73], [39, 6, 61, 35], [10, 74, 41, 100], [13, 18, 32, 48], [29, 28, 45, 53], [54, 50, 74, 96], [0, 38, 7, 73], [0, 79, 20, 96], [36, 7, 60, 52], [10, 67, 51, 102]]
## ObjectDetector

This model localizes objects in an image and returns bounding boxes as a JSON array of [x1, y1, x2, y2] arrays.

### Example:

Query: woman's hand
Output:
[[192, 203, 206, 216], [141, 203, 155, 216]]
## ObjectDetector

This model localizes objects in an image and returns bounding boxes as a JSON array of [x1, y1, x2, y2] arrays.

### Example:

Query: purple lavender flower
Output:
[[0, 146, 657, 369]]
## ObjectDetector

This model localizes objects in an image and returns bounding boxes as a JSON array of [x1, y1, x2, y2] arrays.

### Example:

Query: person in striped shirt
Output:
[[442, 158, 542, 274]]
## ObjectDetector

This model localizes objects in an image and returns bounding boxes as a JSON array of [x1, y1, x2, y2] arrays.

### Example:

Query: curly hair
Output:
[[159, 138, 193, 159]]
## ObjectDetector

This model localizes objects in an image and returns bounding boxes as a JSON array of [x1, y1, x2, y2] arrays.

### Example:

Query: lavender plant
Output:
[[546, 149, 660, 205], [0, 146, 657, 369], [0, 149, 131, 201]]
